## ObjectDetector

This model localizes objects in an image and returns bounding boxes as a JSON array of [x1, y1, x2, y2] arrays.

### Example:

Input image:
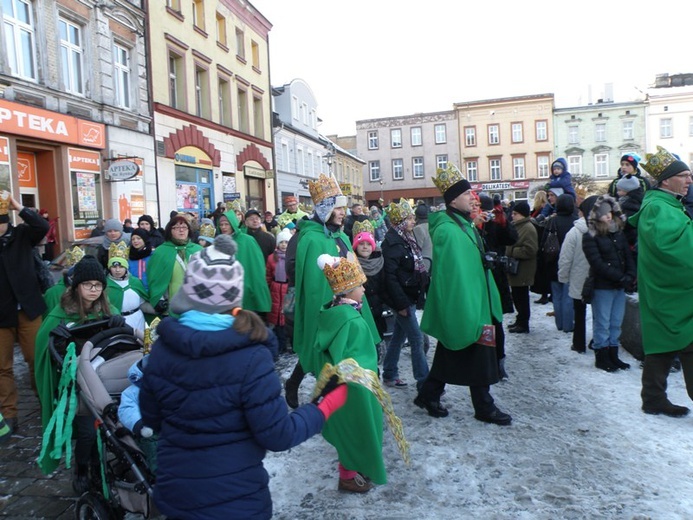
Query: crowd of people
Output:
[[1, 145, 693, 516]]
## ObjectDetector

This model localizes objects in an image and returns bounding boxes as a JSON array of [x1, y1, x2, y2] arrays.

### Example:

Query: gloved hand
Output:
[[51, 323, 73, 340], [108, 315, 126, 328], [154, 299, 169, 314], [620, 275, 634, 290], [315, 376, 348, 420], [132, 420, 154, 439]]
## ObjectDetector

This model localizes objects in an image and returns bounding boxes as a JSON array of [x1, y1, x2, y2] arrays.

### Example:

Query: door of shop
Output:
[[175, 165, 214, 221]]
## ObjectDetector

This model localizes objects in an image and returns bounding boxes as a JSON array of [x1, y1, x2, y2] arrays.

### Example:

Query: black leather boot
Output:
[[609, 346, 630, 370], [595, 348, 618, 372]]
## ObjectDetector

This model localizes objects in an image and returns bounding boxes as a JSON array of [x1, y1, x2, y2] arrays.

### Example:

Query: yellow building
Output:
[[149, 0, 275, 220]]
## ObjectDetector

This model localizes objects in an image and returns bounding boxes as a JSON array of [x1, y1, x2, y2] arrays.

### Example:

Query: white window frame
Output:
[[391, 129, 402, 148], [513, 157, 525, 179], [465, 126, 476, 147], [660, 118, 673, 138], [568, 156, 582, 176], [297, 148, 305, 175], [434, 124, 446, 144], [3, 0, 37, 80], [595, 123, 606, 142], [367, 131, 379, 150], [535, 120, 547, 141], [511, 123, 523, 143], [488, 124, 499, 145], [568, 125, 579, 144], [369, 161, 380, 182], [622, 120, 634, 140], [594, 154, 609, 177], [59, 17, 84, 95], [490, 159, 501, 180], [689, 116, 693, 137], [466, 160, 478, 182], [436, 155, 448, 171], [410, 127, 422, 146], [292, 96, 299, 121], [112, 43, 131, 108], [392, 158, 404, 180], [412, 157, 424, 179], [537, 156, 550, 178]]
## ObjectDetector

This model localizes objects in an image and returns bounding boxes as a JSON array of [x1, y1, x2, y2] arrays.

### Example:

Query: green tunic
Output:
[[293, 219, 379, 374], [106, 275, 148, 312], [314, 304, 386, 484], [146, 240, 202, 306], [421, 211, 502, 350], [220, 210, 272, 312], [629, 189, 693, 354]]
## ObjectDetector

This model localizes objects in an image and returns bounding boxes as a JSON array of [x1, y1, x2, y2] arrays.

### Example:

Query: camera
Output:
[[483, 251, 512, 271]]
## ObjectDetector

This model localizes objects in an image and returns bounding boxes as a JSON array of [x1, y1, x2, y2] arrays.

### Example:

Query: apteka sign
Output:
[[108, 160, 140, 181]]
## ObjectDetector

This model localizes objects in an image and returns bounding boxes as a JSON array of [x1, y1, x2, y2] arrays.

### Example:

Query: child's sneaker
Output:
[[384, 378, 408, 388]]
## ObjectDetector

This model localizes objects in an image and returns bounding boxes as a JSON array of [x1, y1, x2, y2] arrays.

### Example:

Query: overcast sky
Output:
[[251, 0, 688, 137]]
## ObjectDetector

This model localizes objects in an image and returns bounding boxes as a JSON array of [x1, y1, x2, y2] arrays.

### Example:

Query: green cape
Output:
[[106, 275, 148, 312], [43, 279, 66, 318], [629, 189, 693, 354], [220, 210, 272, 312], [293, 219, 379, 374], [145, 240, 202, 305], [421, 211, 502, 350], [314, 304, 386, 484]]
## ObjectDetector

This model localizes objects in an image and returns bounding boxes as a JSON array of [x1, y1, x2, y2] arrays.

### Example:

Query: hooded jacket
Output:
[[557, 217, 590, 299], [547, 158, 577, 200]]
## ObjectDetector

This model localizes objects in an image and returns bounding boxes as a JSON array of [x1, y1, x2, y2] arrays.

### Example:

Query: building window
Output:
[[513, 157, 525, 179], [281, 143, 289, 172], [292, 96, 299, 121], [660, 118, 673, 138], [3, 0, 36, 80], [237, 88, 248, 133], [436, 155, 447, 171], [168, 51, 185, 109], [466, 160, 478, 182], [537, 156, 549, 178], [391, 129, 402, 148], [253, 96, 263, 139], [368, 131, 379, 150], [59, 18, 84, 94], [622, 120, 634, 140], [568, 156, 582, 175], [411, 127, 422, 146], [465, 126, 476, 147], [216, 13, 227, 46], [307, 151, 314, 176], [535, 120, 547, 141], [235, 27, 245, 60], [113, 44, 130, 109], [595, 123, 606, 142], [412, 157, 424, 178], [218, 77, 231, 126], [434, 124, 446, 144], [511, 123, 523, 143], [192, 0, 205, 31], [392, 159, 403, 180], [194, 65, 210, 118], [297, 148, 305, 175], [369, 161, 380, 182], [568, 125, 579, 144], [595, 154, 609, 177], [689, 116, 693, 136], [514, 190, 528, 202], [488, 124, 499, 145], [490, 159, 501, 180], [309, 109, 316, 130], [251, 40, 260, 69], [166, 0, 181, 10]]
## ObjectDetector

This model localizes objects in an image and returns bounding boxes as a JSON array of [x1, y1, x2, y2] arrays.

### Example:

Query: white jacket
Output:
[[557, 218, 590, 300]]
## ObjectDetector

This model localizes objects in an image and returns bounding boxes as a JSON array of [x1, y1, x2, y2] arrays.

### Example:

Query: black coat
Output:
[[619, 189, 643, 248], [0, 208, 49, 326], [582, 230, 636, 290], [381, 228, 427, 311]]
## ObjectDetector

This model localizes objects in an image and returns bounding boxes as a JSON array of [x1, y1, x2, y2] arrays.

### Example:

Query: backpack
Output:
[[541, 219, 560, 263]]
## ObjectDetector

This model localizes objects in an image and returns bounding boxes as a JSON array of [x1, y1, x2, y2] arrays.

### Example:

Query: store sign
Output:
[[472, 181, 529, 191], [244, 165, 267, 179], [174, 145, 213, 167], [69, 148, 102, 172], [108, 160, 140, 181], [0, 99, 105, 148]]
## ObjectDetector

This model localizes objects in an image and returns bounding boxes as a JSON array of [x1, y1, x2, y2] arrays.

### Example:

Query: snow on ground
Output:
[[266, 302, 693, 520]]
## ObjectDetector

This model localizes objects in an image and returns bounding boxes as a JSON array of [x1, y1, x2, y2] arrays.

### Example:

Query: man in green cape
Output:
[[217, 209, 271, 313], [629, 146, 693, 417], [415, 165, 511, 425], [284, 174, 379, 408]]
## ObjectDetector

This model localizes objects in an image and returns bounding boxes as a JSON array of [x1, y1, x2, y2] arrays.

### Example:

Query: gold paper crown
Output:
[[229, 199, 244, 212], [0, 191, 9, 217], [386, 198, 414, 225], [143, 317, 161, 355], [65, 246, 85, 267], [322, 253, 367, 295], [574, 185, 589, 199], [308, 173, 342, 204], [640, 146, 685, 180], [108, 240, 130, 262], [352, 219, 374, 236], [433, 163, 465, 195], [199, 221, 216, 238]]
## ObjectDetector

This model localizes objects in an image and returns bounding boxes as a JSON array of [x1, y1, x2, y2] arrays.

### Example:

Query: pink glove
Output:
[[317, 384, 348, 420]]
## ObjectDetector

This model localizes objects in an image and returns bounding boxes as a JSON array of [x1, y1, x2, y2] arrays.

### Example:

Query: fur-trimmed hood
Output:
[[587, 195, 625, 236]]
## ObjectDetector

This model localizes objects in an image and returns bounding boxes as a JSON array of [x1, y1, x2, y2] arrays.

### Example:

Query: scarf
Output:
[[101, 232, 131, 250], [357, 252, 384, 277], [273, 249, 287, 283], [333, 296, 363, 312], [179, 310, 234, 331], [129, 243, 152, 260], [394, 221, 426, 273]]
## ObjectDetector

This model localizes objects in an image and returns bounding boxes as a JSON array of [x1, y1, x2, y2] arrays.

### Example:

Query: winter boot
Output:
[[609, 346, 630, 370], [594, 348, 618, 372], [284, 361, 305, 409]]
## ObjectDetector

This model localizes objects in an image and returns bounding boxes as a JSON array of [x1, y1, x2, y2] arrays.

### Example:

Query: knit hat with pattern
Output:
[[169, 234, 244, 315]]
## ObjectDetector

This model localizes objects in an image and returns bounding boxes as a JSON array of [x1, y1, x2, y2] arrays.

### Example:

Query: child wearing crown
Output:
[[106, 242, 148, 332], [314, 253, 386, 493]]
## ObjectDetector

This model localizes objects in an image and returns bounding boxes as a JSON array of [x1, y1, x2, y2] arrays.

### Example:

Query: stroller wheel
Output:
[[75, 493, 112, 520]]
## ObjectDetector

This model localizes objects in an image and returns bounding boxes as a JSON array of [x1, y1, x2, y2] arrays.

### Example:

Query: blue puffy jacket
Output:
[[139, 317, 325, 520]]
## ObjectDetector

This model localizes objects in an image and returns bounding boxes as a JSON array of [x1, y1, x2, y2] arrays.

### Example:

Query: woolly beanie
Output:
[[513, 201, 531, 217], [616, 175, 640, 193], [71, 255, 106, 289], [414, 203, 429, 219], [620, 153, 640, 170], [104, 218, 123, 233], [169, 234, 244, 315], [353, 231, 376, 251], [276, 228, 292, 245]]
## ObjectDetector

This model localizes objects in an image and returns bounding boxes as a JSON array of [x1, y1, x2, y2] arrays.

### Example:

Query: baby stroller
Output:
[[49, 319, 155, 519]]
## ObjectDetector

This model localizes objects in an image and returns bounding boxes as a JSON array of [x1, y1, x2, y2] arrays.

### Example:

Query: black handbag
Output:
[[542, 219, 560, 262], [504, 256, 520, 276], [581, 270, 595, 304]]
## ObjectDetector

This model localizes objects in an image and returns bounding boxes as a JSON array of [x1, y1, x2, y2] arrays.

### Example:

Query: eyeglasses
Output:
[[81, 282, 104, 291]]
